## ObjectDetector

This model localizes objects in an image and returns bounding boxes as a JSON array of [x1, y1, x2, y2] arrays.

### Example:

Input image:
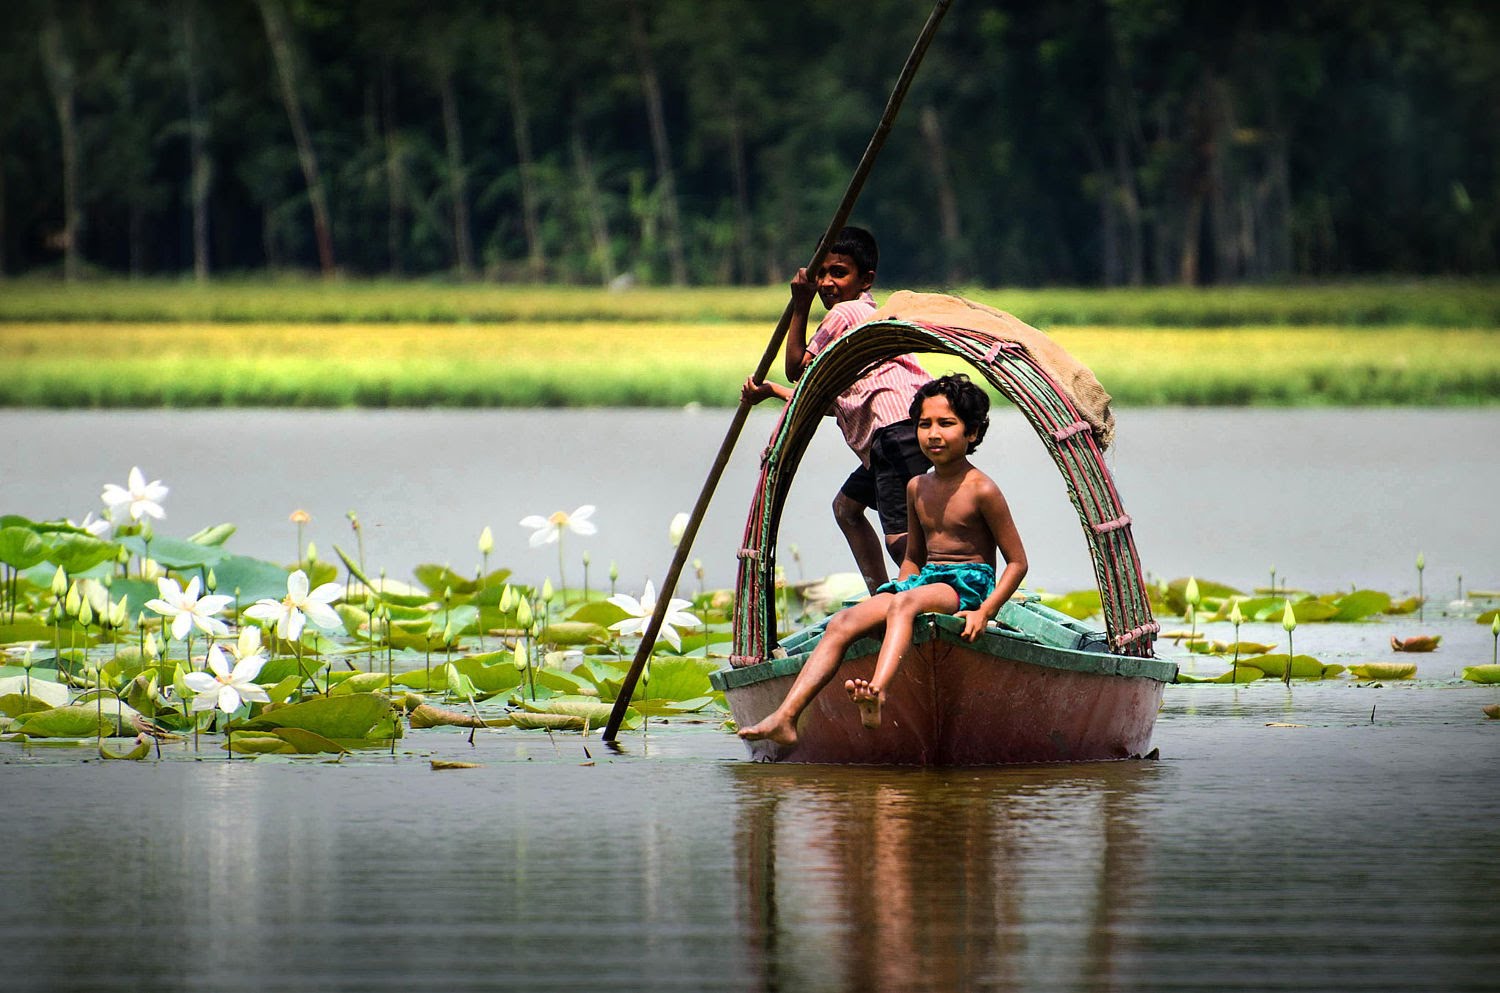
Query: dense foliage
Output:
[[4, 0, 1498, 285]]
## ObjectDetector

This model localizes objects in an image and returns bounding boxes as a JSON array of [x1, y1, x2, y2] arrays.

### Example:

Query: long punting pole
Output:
[[601, 0, 953, 742]]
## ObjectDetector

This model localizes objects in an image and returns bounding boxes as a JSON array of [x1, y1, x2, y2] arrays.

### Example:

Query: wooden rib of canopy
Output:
[[730, 318, 1159, 667]]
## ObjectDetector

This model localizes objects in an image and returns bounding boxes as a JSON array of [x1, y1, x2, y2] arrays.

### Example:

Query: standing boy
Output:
[[739, 373, 1028, 751], [741, 226, 931, 592]]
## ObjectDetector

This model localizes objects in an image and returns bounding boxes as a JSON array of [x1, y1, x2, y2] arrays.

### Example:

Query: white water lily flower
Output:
[[608, 580, 699, 651], [145, 575, 233, 641], [70, 512, 111, 538], [101, 466, 169, 521], [519, 505, 596, 547], [243, 569, 343, 642], [184, 644, 270, 714]]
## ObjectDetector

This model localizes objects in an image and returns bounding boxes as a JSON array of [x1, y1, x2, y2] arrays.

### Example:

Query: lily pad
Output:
[[17, 700, 142, 737], [0, 527, 47, 570], [1236, 654, 1341, 679], [1348, 662, 1418, 680], [116, 535, 226, 569], [567, 601, 631, 626], [45, 533, 121, 574], [1330, 590, 1392, 622], [1461, 665, 1500, 684], [244, 692, 394, 739], [540, 621, 611, 646], [0, 674, 71, 709]]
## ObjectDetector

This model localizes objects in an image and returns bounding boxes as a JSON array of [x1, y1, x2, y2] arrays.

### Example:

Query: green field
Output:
[[2, 278, 1497, 407]]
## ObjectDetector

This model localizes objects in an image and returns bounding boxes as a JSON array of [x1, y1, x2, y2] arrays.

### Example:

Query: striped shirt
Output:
[[806, 293, 930, 466]]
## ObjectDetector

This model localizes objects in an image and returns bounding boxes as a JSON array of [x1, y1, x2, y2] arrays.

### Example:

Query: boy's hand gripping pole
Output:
[[602, 0, 953, 743]]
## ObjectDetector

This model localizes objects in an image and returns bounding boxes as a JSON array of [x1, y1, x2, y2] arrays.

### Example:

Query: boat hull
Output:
[[714, 614, 1173, 766]]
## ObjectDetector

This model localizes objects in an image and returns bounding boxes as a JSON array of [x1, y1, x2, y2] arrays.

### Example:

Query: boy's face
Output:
[[816, 253, 873, 309], [916, 394, 976, 465]]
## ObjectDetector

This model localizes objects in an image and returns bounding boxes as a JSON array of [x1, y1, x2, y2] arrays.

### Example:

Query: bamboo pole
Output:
[[602, 0, 953, 742]]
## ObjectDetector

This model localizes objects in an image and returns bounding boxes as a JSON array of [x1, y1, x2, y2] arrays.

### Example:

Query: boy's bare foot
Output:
[[738, 715, 799, 754], [844, 678, 883, 729]]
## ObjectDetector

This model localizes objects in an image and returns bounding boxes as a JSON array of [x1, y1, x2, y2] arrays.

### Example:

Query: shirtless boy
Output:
[[739, 373, 1028, 751]]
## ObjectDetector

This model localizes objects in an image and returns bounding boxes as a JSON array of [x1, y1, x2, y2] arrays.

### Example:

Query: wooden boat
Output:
[[710, 295, 1174, 765]]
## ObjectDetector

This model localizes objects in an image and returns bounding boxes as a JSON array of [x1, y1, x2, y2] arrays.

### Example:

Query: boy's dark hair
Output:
[[829, 226, 878, 276], [909, 373, 990, 452]]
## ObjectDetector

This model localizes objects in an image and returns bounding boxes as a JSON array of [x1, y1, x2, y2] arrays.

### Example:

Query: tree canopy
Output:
[[4, 0, 1497, 285]]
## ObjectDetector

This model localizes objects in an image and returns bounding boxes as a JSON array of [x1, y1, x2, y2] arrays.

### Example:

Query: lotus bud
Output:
[[22, 649, 35, 671], [1416, 551, 1424, 571], [1185, 576, 1201, 607], [64, 582, 81, 618], [140, 519, 154, 541], [145, 630, 160, 660], [541, 578, 554, 602], [444, 585, 453, 605], [499, 585, 516, 612], [306, 542, 318, 565], [694, 558, 704, 580], [609, 561, 619, 582], [110, 596, 128, 629], [117, 545, 131, 564], [51, 566, 68, 597], [1281, 599, 1297, 633], [669, 512, 689, 547], [515, 596, 533, 629], [1229, 600, 1244, 628], [442, 620, 455, 646], [512, 643, 527, 670], [206, 569, 217, 592], [478, 526, 494, 555], [582, 551, 591, 567], [1493, 614, 1499, 636]]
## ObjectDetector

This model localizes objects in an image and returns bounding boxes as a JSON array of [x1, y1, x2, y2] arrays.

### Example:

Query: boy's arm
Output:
[[958, 482, 1029, 642], [741, 377, 792, 406], [784, 268, 817, 382]]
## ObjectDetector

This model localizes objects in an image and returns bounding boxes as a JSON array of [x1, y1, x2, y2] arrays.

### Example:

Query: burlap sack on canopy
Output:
[[867, 290, 1116, 448]]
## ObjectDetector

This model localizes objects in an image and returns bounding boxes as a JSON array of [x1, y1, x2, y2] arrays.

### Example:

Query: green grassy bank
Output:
[[3, 276, 1499, 327], [3, 321, 1495, 408]]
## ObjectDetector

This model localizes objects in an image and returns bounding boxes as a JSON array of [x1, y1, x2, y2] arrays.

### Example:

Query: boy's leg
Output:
[[846, 583, 959, 728], [833, 466, 888, 592], [738, 594, 896, 750]]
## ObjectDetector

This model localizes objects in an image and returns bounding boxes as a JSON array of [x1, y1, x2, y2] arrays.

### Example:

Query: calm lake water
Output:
[[2, 407, 1497, 595], [4, 407, 1499, 991]]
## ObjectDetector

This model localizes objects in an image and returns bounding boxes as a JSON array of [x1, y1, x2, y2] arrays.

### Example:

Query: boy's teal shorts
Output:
[[875, 562, 996, 612]]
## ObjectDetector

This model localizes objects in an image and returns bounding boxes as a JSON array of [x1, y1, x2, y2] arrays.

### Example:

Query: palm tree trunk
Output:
[[436, 66, 475, 279], [255, 0, 335, 276], [498, 17, 544, 280], [919, 105, 965, 284], [571, 122, 616, 285], [39, 15, 81, 282], [627, 0, 688, 285], [181, 0, 211, 282], [380, 61, 404, 276]]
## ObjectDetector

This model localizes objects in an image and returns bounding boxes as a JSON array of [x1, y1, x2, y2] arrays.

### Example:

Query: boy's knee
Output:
[[832, 492, 866, 526]]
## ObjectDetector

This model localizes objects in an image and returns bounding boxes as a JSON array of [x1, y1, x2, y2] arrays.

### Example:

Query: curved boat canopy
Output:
[[731, 304, 1159, 667]]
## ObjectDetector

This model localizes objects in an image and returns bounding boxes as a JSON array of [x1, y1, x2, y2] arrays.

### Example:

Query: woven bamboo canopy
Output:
[[731, 317, 1160, 667]]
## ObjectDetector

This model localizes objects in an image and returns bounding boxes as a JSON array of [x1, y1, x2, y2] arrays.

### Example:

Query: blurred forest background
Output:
[[4, 0, 1498, 287]]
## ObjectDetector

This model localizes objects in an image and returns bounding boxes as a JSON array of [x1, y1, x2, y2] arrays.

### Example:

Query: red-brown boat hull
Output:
[[717, 617, 1171, 766]]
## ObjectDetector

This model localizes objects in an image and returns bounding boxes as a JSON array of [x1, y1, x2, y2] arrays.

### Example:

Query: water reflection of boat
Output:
[[712, 295, 1175, 764], [729, 762, 1155, 990]]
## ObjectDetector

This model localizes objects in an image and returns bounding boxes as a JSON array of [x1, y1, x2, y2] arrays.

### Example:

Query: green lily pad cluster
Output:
[[0, 514, 735, 756]]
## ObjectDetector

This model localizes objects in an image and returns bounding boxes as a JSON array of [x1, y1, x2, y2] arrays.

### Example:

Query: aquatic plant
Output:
[[1417, 552, 1426, 621], [520, 506, 595, 595], [607, 580, 698, 652], [1281, 600, 1298, 687], [101, 467, 168, 523], [184, 644, 270, 714]]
